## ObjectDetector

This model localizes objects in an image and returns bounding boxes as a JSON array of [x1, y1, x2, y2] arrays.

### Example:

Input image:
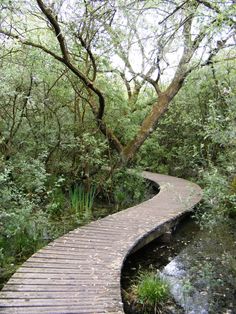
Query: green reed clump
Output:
[[131, 271, 169, 313], [70, 184, 96, 221]]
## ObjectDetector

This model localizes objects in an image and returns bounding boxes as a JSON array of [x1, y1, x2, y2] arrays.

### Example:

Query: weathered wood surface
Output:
[[0, 172, 202, 313]]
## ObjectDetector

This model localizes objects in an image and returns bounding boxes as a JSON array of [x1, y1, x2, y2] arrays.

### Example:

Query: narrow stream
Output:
[[122, 215, 236, 314]]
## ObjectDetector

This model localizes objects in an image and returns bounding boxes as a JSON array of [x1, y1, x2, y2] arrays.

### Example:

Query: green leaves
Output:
[[0, 160, 50, 277]]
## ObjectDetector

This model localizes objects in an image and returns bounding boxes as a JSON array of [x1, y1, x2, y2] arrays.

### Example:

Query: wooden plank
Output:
[[0, 306, 117, 314], [0, 297, 120, 307], [22, 262, 82, 268], [48, 237, 116, 245], [12, 272, 117, 280], [0, 290, 119, 298], [16, 267, 108, 274], [7, 278, 120, 285], [2, 284, 120, 293]]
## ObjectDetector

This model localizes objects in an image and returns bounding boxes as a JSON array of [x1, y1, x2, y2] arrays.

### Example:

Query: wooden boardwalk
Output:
[[0, 172, 202, 314]]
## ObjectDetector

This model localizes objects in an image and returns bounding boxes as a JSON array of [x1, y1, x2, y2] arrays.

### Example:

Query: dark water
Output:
[[121, 215, 236, 314]]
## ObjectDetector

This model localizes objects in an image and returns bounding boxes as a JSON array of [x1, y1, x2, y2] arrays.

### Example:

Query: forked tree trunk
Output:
[[121, 94, 170, 163], [120, 78, 185, 164]]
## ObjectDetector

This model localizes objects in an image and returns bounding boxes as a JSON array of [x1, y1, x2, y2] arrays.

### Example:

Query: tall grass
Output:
[[130, 271, 169, 313], [70, 184, 96, 221]]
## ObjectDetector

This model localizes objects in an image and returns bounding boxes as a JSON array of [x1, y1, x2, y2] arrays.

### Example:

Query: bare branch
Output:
[[201, 33, 235, 67], [36, 0, 105, 120], [0, 28, 64, 62], [36, 0, 69, 60], [0, 48, 21, 60], [196, 0, 236, 26], [159, 0, 189, 25], [77, 34, 97, 81]]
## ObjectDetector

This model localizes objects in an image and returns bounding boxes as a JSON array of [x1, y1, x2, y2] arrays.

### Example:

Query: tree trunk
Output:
[[121, 93, 169, 163]]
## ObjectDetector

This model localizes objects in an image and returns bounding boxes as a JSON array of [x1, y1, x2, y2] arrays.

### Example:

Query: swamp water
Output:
[[122, 216, 236, 314]]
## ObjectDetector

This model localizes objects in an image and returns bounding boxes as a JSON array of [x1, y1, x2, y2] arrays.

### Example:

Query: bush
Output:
[[95, 167, 150, 209], [112, 169, 149, 208], [194, 167, 236, 230], [133, 271, 169, 312], [0, 159, 51, 286]]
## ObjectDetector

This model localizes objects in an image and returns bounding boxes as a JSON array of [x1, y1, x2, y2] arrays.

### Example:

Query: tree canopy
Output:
[[1, 0, 235, 163]]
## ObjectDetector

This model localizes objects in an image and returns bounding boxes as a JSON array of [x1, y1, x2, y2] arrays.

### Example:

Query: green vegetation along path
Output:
[[0, 171, 202, 313]]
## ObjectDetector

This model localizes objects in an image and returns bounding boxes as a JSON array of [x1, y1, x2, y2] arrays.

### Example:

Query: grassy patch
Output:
[[128, 271, 170, 313]]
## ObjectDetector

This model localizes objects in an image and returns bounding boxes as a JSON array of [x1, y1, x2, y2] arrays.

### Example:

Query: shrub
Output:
[[111, 169, 149, 208], [132, 271, 169, 312], [0, 159, 51, 284], [194, 167, 236, 230]]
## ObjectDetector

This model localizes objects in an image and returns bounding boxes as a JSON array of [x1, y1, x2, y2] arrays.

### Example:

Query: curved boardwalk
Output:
[[0, 172, 202, 314]]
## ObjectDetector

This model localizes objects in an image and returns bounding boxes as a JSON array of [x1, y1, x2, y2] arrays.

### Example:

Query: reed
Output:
[[70, 184, 96, 220]]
